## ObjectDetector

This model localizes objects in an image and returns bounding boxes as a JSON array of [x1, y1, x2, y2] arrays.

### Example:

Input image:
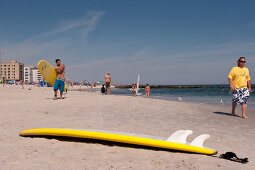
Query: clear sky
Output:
[[0, 0, 254, 84]]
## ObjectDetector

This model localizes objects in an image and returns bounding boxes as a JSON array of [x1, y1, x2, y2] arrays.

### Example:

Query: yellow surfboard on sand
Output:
[[19, 128, 217, 155], [37, 60, 68, 92]]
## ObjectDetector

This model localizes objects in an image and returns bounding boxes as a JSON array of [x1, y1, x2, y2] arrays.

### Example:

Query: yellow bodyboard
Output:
[[19, 128, 217, 155], [37, 60, 68, 92]]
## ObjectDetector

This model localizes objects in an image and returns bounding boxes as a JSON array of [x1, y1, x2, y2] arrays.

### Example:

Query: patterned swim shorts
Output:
[[232, 88, 250, 104]]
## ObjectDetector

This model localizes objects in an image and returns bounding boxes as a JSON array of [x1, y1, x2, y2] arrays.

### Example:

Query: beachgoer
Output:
[[104, 72, 111, 94], [101, 84, 106, 94], [145, 84, 151, 96], [3, 77, 6, 87], [21, 80, 24, 89], [90, 84, 93, 91], [53, 59, 65, 100], [131, 84, 136, 96], [228, 56, 252, 119]]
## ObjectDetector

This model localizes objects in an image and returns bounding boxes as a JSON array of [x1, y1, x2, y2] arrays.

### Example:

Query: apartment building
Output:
[[23, 66, 43, 83], [0, 60, 24, 81], [24, 66, 33, 83], [31, 67, 43, 83]]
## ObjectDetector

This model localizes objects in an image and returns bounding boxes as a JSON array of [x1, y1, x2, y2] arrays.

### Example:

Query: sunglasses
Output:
[[238, 61, 246, 63]]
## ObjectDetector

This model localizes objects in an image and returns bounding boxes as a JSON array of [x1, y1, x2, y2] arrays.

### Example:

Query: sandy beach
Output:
[[0, 85, 254, 170]]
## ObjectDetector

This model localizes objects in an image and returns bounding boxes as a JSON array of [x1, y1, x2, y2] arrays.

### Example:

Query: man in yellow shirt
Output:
[[228, 57, 252, 119]]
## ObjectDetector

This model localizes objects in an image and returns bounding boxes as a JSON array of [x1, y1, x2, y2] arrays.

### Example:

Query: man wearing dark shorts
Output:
[[54, 59, 65, 100], [104, 72, 111, 94], [228, 56, 252, 119]]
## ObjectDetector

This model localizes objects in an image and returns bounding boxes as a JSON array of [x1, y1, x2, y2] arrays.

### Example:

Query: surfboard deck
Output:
[[37, 60, 68, 92], [19, 128, 217, 155]]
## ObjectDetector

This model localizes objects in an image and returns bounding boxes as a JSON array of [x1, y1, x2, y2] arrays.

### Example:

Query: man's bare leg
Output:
[[60, 92, 63, 99], [54, 90, 58, 100], [241, 104, 248, 119], [231, 102, 237, 116]]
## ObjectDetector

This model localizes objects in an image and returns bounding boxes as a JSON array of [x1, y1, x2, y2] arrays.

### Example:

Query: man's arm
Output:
[[57, 65, 65, 74], [228, 68, 234, 91], [247, 80, 252, 92], [228, 78, 234, 91]]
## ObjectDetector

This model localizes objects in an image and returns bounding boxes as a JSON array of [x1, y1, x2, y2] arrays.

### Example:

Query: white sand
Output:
[[0, 85, 254, 170]]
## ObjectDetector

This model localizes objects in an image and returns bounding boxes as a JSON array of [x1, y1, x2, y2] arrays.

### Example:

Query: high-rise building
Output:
[[0, 60, 24, 81]]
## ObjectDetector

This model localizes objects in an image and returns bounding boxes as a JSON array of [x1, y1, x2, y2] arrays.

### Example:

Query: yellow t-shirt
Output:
[[228, 66, 251, 89]]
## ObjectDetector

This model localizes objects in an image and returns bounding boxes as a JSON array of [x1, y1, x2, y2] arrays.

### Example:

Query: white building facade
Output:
[[32, 68, 42, 83], [23, 66, 43, 83], [24, 67, 32, 83]]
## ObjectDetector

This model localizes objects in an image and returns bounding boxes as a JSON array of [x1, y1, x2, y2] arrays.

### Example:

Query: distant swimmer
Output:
[[145, 84, 151, 96], [53, 59, 65, 100], [104, 72, 112, 94], [228, 56, 252, 119]]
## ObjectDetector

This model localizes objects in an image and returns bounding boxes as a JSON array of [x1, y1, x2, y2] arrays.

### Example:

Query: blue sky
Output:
[[0, 0, 254, 84]]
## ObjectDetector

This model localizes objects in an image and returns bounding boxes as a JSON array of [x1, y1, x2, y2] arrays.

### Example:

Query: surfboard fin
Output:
[[190, 134, 210, 148], [167, 130, 193, 144]]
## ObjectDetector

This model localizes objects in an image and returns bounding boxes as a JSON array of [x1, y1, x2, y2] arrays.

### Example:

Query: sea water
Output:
[[112, 85, 255, 110]]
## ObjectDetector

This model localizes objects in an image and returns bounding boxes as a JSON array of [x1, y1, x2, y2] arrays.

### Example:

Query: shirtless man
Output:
[[104, 72, 111, 94], [53, 59, 65, 100]]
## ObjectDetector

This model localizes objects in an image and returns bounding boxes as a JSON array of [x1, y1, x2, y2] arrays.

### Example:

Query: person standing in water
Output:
[[145, 84, 151, 96], [104, 72, 111, 94], [131, 84, 136, 96], [53, 59, 65, 100], [228, 56, 252, 119]]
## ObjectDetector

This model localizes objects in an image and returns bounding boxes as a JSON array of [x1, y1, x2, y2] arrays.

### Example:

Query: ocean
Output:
[[111, 85, 255, 110]]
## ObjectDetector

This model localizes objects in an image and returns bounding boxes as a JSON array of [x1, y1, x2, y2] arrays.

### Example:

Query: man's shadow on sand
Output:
[[213, 112, 242, 118]]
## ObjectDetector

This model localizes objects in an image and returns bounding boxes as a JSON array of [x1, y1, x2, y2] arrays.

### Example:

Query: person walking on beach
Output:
[[145, 84, 151, 96], [21, 80, 24, 89], [53, 59, 65, 100], [2, 77, 6, 87], [104, 72, 111, 94], [228, 56, 252, 119]]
